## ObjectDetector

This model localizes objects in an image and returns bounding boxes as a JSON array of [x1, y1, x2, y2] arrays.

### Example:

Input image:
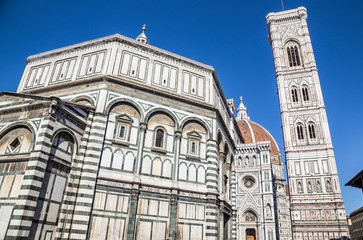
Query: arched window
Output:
[[296, 124, 304, 140], [155, 129, 164, 148], [308, 123, 316, 139], [286, 43, 301, 67], [291, 87, 299, 103], [50, 132, 75, 163], [302, 85, 310, 102]]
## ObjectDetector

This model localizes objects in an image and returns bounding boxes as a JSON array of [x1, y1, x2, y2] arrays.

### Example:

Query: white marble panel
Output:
[[136, 221, 151, 240], [178, 203, 186, 218], [183, 72, 190, 93], [138, 198, 148, 215], [52, 62, 62, 82], [95, 52, 104, 73], [46, 203, 60, 222], [152, 222, 166, 240], [121, 53, 131, 75], [153, 63, 161, 84], [170, 68, 177, 89], [130, 56, 138, 77], [138, 59, 147, 80], [162, 66, 169, 86], [179, 163, 187, 180], [162, 160, 172, 178], [197, 167, 205, 183], [105, 194, 117, 211], [149, 200, 159, 216], [107, 218, 125, 240], [59, 61, 68, 81], [198, 77, 204, 97], [188, 165, 196, 182], [141, 156, 152, 174], [9, 175, 23, 198], [94, 192, 106, 210], [112, 151, 123, 170], [27, 68, 37, 87], [0, 206, 13, 239], [51, 175, 66, 202], [159, 201, 169, 217], [79, 56, 89, 76], [101, 149, 112, 168], [191, 225, 203, 240], [66, 59, 75, 79], [152, 158, 162, 176], [90, 217, 108, 240], [88, 54, 97, 74], [124, 152, 134, 171]]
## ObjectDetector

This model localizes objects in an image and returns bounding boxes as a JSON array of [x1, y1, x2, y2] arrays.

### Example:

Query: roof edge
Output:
[[26, 33, 215, 72]]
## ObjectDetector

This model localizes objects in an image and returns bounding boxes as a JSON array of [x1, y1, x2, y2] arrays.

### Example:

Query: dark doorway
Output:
[[246, 228, 256, 240]]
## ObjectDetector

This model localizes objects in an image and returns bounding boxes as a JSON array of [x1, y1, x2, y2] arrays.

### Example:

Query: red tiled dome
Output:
[[237, 119, 281, 164]]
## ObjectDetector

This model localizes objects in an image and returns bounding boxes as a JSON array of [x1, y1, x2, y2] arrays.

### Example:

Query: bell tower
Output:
[[266, 7, 349, 240]]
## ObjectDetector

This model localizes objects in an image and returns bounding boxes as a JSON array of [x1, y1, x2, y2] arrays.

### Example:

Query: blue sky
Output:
[[1, 0, 362, 214]]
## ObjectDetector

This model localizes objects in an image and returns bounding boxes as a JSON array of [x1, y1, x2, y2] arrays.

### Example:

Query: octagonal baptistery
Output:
[[0, 25, 244, 240], [234, 98, 292, 240]]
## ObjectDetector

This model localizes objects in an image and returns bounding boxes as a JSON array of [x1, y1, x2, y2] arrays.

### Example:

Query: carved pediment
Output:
[[187, 130, 202, 139], [116, 113, 133, 123], [282, 26, 299, 42]]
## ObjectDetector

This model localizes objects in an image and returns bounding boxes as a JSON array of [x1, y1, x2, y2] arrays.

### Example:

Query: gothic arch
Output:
[[284, 40, 302, 67], [282, 37, 300, 46]]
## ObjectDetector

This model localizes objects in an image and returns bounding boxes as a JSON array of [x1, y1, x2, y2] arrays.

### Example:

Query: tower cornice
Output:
[[266, 6, 307, 25]]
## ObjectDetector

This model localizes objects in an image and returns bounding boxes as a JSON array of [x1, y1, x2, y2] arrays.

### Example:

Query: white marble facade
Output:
[[0, 6, 349, 240], [267, 6, 349, 240]]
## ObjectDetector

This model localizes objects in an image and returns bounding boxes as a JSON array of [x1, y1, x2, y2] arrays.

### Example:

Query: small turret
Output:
[[135, 24, 149, 44], [236, 97, 249, 120]]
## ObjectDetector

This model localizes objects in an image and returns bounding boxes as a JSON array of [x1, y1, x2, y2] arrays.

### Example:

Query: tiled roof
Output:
[[237, 119, 281, 163]]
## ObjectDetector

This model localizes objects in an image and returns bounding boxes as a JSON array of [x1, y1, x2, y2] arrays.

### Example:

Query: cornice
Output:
[[266, 7, 307, 25]]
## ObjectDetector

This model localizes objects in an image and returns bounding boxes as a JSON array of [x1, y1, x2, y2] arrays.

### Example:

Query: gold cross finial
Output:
[[240, 96, 243, 103], [142, 24, 146, 32]]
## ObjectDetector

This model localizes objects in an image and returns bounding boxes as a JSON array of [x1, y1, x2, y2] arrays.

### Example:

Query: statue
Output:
[[316, 181, 321, 192], [297, 181, 302, 193], [307, 181, 312, 192], [326, 180, 331, 192]]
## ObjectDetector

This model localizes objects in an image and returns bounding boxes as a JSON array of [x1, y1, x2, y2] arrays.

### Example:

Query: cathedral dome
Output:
[[236, 97, 281, 164]]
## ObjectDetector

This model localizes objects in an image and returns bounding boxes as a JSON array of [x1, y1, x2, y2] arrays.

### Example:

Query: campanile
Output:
[[266, 7, 349, 240]]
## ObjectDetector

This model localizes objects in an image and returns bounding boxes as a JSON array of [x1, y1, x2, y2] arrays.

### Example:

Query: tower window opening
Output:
[[291, 88, 299, 103], [296, 124, 304, 140], [287, 44, 301, 67], [308, 123, 316, 139], [302, 86, 310, 102]]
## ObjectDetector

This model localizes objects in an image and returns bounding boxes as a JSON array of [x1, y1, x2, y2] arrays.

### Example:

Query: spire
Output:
[[236, 96, 249, 121], [135, 24, 149, 44]]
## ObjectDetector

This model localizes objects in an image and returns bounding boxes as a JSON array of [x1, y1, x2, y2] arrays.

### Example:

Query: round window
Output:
[[243, 176, 255, 189]]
